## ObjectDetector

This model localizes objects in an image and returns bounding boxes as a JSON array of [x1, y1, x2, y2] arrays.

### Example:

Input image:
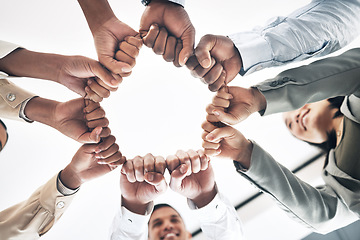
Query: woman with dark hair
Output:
[[202, 48, 360, 234]]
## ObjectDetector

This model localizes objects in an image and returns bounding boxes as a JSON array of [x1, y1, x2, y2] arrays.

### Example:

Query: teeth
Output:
[[164, 233, 177, 239]]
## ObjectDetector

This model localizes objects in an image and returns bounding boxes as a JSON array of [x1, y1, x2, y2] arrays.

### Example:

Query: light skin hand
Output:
[[186, 35, 242, 92], [60, 134, 125, 189], [167, 149, 216, 208], [25, 97, 110, 143], [120, 154, 167, 215], [206, 86, 267, 125], [201, 120, 253, 169], [139, 0, 195, 67]]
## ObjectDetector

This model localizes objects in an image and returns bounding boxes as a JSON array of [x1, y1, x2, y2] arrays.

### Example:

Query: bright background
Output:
[[1, 0, 359, 239]]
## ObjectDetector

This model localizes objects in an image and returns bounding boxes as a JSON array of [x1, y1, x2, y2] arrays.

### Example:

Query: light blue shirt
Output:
[[227, 0, 360, 75]]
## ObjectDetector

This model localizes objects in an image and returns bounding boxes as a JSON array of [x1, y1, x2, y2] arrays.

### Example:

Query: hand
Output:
[[92, 16, 139, 78], [53, 99, 111, 143], [206, 86, 266, 125], [167, 149, 216, 208], [58, 55, 119, 102], [60, 135, 125, 189], [25, 97, 110, 143], [140, 0, 195, 67], [114, 34, 143, 77], [186, 35, 242, 91], [201, 120, 252, 169], [142, 24, 182, 67], [120, 154, 167, 214]]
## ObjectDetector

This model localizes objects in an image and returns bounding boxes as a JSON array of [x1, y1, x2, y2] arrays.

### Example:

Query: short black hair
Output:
[[153, 203, 182, 217], [304, 96, 345, 167]]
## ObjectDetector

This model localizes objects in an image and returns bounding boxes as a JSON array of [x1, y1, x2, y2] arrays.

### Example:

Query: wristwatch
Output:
[[141, 0, 152, 6]]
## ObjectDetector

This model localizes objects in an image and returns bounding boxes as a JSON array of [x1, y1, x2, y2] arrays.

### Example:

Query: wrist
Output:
[[24, 97, 58, 127], [191, 185, 217, 208], [78, 0, 116, 34], [251, 87, 266, 114], [60, 166, 82, 190], [121, 196, 151, 215], [234, 139, 253, 169]]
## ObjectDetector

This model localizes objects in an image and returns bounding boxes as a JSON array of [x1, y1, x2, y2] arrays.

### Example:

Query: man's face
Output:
[[148, 206, 191, 240], [0, 121, 8, 152]]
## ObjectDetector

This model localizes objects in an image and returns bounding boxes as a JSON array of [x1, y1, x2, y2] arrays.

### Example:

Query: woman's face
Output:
[[282, 100, 336, 144]]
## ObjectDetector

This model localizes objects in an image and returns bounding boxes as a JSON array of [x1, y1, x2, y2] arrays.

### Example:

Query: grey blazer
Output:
[[238, 48, 360, 234]]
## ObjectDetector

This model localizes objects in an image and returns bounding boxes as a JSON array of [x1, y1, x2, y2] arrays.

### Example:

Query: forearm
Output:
[[189, 191, 243, 240], [230, 0, 360, 75], [191, 185, 217, 208], [59, 166, 82, 190], [24, 97, 58, 127], [77, 0, 116, 33], [239, 142, 356, 233], [254, 48, 360, 115], [121, 196, 150, 215], [0, 48, 65, 82]]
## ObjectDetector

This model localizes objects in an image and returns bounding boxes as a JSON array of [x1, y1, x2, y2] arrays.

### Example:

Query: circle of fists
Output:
[[120, 149, 216, 207]]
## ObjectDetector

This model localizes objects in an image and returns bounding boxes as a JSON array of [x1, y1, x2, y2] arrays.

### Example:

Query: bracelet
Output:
[[19, 96, 37, 123]]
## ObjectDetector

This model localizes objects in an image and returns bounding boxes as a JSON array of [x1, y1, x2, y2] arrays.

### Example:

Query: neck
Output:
[[331, 115, 344, 146]]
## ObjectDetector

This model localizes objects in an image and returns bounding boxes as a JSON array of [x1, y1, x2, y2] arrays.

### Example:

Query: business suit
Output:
[[236, 48, 360, 234]]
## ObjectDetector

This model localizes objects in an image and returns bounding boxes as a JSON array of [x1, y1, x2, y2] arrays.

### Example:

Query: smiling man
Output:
[[148, 204, 191, 240], [110, 150, 243, 240]]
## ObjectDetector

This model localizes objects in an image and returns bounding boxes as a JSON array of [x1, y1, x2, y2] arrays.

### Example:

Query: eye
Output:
[[171, 218, 180, 223], [152, 221, 162, 228], [289, 122, 292, 130]]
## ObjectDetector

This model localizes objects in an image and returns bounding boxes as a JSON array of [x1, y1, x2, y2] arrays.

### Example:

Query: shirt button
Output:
[[6, 93, 16, 102], [56, 201, 65, 209]]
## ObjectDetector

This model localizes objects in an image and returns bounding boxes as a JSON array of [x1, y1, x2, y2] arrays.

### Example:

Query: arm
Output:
[[24, 97, 110, 143], [77, 0, 139, 78], [201, 121, 359, 233], [110, 154, 167, 240], [0, 44, 119, 102], [0, 135, 124, 239], [139, 0, 195, 67], [167, 149, 244, 239], [208, 48, 360, 126], [229, 0, 360, 75]]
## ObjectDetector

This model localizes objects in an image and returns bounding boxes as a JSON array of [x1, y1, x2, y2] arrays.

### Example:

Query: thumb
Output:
[[212, 109, 239, 125], [178, 27, 195, 66], [77, 126, 102, 143], [195, 34, 216, 69], [169, 164, 188, 189], [100, 56, 132, 76], [205, 126, 235, 143], [144, 172, 168, 193], [90, 61, 120, 88]]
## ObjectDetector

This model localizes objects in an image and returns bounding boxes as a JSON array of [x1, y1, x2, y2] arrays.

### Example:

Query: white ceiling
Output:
[[1, 0, 359, 239]]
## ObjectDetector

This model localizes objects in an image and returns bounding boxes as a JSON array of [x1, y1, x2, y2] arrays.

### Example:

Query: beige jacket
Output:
[[0, 174, 76, 239], [0, 41, 36, 122]]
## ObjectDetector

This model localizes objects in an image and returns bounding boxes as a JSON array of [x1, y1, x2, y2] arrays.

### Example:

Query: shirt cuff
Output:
[[57, 171, 79, 196], [0, 40, 21, 59], [119, 203, 153, 233], [228, 32, 273, 76], [169, 0, 185, 7], [187, 190, 228, 224]]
